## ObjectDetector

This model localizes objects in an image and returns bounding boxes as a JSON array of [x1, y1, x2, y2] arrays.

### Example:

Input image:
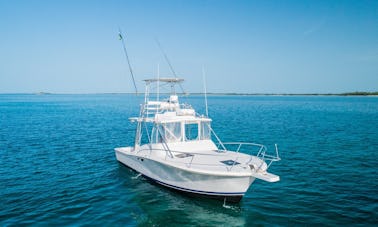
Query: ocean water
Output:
[[0, 94, 377, 226]]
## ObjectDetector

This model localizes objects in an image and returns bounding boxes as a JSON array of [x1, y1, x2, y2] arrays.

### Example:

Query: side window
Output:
[[164, 122, 182, 142], [153, 124, 164, 143], [200, 122, 210, 140], [185, 123, 199, 141]]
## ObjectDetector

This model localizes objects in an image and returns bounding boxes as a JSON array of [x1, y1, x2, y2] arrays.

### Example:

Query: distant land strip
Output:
[[339, 91, 378, 96], [190, 91, 378, 96]]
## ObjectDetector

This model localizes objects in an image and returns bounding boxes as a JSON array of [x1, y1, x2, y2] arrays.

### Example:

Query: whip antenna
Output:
[[202, 66, 209, 117], [118, 29, 138, 94]]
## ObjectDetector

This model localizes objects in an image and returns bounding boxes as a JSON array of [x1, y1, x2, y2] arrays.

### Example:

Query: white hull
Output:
[[115, 148, 256, 200]]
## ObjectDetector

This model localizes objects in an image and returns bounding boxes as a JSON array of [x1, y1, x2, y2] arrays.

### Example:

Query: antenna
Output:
[[157, 63, 160, 102], [154, 38, 186, 94], [202, 66, 209, 117], [118, 29, 138, 94]]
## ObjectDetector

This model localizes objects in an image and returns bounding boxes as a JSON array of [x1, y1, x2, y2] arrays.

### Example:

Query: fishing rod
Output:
[[118, 29, 138, 94]]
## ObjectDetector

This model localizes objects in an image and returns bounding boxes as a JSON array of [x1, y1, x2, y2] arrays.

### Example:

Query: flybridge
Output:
[[130, 77, 211, 145], [129, 78, 191, 122], [138, 77, 192, 117]]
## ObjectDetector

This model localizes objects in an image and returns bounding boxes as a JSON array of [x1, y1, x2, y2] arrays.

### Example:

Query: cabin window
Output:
[[163, 122, 182, 142], [200, 122, 211, 140], [185, 123, 199, 141]]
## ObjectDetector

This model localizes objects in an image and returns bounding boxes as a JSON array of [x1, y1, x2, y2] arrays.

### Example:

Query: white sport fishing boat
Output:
[[115, 78, 280, 202]]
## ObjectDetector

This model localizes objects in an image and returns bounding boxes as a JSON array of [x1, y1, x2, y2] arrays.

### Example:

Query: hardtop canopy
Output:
[[143, 78, 184, 83]]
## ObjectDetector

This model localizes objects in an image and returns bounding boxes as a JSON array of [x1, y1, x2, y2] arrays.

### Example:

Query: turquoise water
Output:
[[0, 94, 377, 226]]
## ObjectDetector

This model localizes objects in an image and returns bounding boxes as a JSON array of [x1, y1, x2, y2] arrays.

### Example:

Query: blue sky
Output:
[[0, 0, 377, 93]]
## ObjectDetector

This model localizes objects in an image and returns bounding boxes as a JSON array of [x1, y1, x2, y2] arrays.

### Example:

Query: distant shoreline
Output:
[[193, 92, 378, 96], [1, 91, 377, 96]]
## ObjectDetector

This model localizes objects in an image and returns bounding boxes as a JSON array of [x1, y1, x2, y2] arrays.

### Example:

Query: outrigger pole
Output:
[[154, 38, 186, 95], [118, 29, 138, 94]]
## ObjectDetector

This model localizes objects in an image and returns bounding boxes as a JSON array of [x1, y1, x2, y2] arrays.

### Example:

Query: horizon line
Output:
[[1, 91, 377, 96]]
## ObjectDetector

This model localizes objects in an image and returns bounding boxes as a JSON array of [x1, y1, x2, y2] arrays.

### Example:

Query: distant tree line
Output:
[[341, 91, 378, 96]]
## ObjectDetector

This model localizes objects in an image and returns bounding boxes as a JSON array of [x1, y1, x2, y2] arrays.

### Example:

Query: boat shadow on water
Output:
[[116, 163, 247, 226]]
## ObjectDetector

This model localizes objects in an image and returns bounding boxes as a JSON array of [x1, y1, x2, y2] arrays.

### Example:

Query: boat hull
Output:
[[115, 149, 255, 202]]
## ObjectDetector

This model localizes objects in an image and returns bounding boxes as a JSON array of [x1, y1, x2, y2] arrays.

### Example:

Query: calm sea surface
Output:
[[0, 94, 377, 226]]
